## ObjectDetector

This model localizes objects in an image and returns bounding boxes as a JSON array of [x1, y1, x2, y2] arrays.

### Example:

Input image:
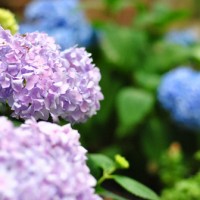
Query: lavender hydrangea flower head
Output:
[[0, 117, 102, 200], [158, 67, 200, 129], [58, 47, 103, 123], [0, 26, 103, 122], [20, 0, 95, 49]]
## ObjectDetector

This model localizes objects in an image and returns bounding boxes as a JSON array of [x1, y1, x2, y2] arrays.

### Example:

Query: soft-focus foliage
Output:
[[158, 143, 187, 186], [161, 172, 200, 200], [73, 0, 200, 199]]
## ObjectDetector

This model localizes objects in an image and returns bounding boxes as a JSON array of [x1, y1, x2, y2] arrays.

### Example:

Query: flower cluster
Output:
[[164, 29, 198, 46], [0, 117, 101, 200], [20, 0, 94, 49], [158, 67, 200, 129], [0, 26, 103, 122], [0, 8, 18, 34]]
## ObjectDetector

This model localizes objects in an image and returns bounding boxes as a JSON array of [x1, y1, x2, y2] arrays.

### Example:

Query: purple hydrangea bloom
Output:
[[0, 116, 102, 200], [0, 26, 103, 122], [59, 47, 103, 123], [158, 67, 200, 129]]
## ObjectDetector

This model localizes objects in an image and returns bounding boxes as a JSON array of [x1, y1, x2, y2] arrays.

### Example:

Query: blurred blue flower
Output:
[[20, 0, 95, 49], [165, 29, 198, 46], [158, 67, 200, 130]]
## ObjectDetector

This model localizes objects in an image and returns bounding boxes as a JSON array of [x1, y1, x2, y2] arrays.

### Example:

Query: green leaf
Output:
[[88, 154, 116, 173], [134, 71, 161, 92], [135, 3, 190, 29], [103, 0, 126, 12], [116, 88, 154, 137], [141, 117, 169, 162], [150, 4, 190, 27], [97, 186, 128, 200], [112, 175, 160, 200], [144, 42, 191, 73], [194, 150, 200, 161], [95, 66, 122, 124], [101, 145, 122, 159], [12, 119, 23, 127], [191, 45, 200, 62], [101, 25, 148, 71]]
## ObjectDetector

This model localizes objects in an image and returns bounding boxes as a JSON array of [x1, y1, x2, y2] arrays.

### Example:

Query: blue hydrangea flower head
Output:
[[20, 0, 95, 49], [164, 29, 198, 46], [158, 67, 200, 129], [24, 0, 80, 26]]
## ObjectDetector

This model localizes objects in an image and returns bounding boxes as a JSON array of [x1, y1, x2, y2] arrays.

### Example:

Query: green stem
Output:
[[97, 173, 113, 185], [97, 167, 116, 185]]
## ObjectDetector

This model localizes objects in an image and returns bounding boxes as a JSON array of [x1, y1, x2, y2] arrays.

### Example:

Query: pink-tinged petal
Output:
[[12, 79, 23, 92], [1, 76, 10, 88]]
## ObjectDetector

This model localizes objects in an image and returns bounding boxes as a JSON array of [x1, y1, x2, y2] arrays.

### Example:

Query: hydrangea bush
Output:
[[20, 0, 94, 49]]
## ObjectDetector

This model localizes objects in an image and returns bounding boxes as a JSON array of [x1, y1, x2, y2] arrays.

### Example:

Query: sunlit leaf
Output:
[[101, 24, 148, 71], [116, 87, 154, 137], [88, 153, 116, 173], [97, 186, 128, 200]]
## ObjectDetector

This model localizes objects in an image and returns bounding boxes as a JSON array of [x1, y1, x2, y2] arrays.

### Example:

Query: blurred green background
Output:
[[1, 0, 200, 199]]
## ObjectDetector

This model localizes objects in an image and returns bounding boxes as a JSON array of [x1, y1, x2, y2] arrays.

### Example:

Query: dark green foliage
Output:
[[76, 0, 200, 198], [88, 153, 159, 200], [116, 87, 154, 137]]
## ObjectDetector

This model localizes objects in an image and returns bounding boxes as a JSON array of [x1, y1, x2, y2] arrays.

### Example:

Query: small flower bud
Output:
[[115, 154, 130, 169]]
